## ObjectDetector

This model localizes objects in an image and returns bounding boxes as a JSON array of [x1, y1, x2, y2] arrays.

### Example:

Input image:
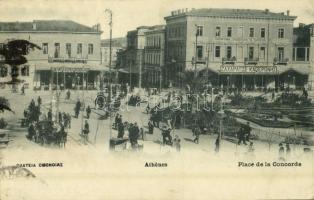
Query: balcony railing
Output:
[[222, 56, 236, 65], [244, 57, 259, 65], [196, 58, 206, 64], [273, 57, 289, 65], [48, 55, 88, 64]]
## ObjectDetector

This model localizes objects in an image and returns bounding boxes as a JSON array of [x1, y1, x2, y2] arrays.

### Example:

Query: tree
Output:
[[0, 97, 14, 113], [0, 39, 41, 84]]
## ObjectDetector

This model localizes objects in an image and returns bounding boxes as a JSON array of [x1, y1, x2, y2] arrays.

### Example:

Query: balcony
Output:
[[273, 57, 289, 65], [244, 57, 259, 65], [48, 55, 88, 64], [222, 56, 236, 65]]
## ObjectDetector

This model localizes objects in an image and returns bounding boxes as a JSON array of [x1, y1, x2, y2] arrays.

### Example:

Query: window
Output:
[[278, 28, 284, 38], [0, 65, 8, 77], [261, 28, 265, 38], [54, 43, 60, 58], [21, 65, 29, 76], [249, 28, 254, 37], [226, 46, 232, 59], [278, 47, 284, 61], [249, 47, 254, 60], [238, 27, 244, 38], [196, 26, 203, 36], [260, 47, 266, 59], [227, 27, 232, 37], [215, 27, 221, 37], [42, 43, 48, 54], [296, 48, 305, 61], [215, 46, 221, 57], [197, 46, 203, 59], [77, 43, 82, 55], [66, 43, 71, 58], [88, 44, 93, 55]]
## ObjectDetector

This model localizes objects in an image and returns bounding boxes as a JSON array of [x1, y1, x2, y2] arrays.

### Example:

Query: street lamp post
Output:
[[194, 25, 198, 78], [105, 8, 113, 148]]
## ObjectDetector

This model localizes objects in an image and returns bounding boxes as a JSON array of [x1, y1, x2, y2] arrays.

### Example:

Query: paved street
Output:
[[1, 88, 312, 160]]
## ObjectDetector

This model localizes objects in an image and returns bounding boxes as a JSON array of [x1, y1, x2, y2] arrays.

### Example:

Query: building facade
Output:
[[164, 8, 312, 90], [0, 20, 102, 90], [101, 37, 127, 68], [293, 24, 314, 89], [143, 25, 165, 89]]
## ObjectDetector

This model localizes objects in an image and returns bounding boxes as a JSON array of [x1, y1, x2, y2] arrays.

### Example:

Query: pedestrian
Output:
[[47, 109, 52, 121], [237, 126, 247, 145], [58, 112, 63, 125], [244, 122, 252, 142], [75, 99, 81, 118], [67, 113, 71, 128], [86, 105, 91, 119], [27, 123, 36, 141], [83, 120, 89, 144], [146, 104, 150, 114], [114, 114, 120, 129], [193, 126, 200, 144], [279, 143, 285, 161], [173, 135, 181, 152], [66, 90, 71, 100], [161, 127, 172, 145], [37, 96, 42, 106], [215, 137, 220, 153], [117, 122, 125, 139], [148, 120, 154, 134]]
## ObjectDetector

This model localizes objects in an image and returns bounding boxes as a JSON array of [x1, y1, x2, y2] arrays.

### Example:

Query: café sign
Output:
[[220, 65, 277, 74]]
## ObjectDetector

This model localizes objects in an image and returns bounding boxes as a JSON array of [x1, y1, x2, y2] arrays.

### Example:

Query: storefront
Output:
[[33, 63, 106, 90]]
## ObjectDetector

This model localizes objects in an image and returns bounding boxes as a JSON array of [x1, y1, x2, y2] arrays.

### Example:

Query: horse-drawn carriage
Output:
[[27, 120, 67, 147]]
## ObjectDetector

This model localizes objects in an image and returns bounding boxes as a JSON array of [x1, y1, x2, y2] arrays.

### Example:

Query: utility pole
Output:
[[105, 8, 113, 144], [194, 25, 198, 78]]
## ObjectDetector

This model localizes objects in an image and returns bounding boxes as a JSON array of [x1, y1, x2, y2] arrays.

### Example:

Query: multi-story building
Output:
[[0, 20, 102, 90], [117, 26, 149, 87], [164, 8, 311, 90], [118, 26, 165, 88], [293, 23, 314, 90], [101, 37, 127, 68], [143, 25, 165, 89]]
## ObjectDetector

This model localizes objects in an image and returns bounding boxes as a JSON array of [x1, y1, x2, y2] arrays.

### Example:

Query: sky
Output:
[[0, 0, 313, 39]]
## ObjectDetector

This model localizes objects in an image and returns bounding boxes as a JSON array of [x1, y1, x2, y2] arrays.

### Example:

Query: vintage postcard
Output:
[[0, 0, 313, 199]]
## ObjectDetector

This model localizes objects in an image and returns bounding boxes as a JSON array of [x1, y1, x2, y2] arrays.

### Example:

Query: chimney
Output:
[[287, 10, 290, 16], [32, 22, 37, 30]]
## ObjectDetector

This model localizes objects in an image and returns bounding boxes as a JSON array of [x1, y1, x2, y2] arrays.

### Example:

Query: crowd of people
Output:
[[25, 97, 71, 148]]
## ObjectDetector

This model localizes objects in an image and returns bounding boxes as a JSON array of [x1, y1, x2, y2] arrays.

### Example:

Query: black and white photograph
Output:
[[0, 0, 313, 199]]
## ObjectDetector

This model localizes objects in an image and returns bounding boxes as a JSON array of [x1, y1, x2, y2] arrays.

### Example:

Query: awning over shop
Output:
[[33, 62, 109, 72], [277, 64, 311, 75]]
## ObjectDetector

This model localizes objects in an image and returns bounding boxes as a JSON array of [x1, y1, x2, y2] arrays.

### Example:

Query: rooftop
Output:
[[0, 20, 101, 33], [101, 37, 127, 48], [165, 8, 297, 20]]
